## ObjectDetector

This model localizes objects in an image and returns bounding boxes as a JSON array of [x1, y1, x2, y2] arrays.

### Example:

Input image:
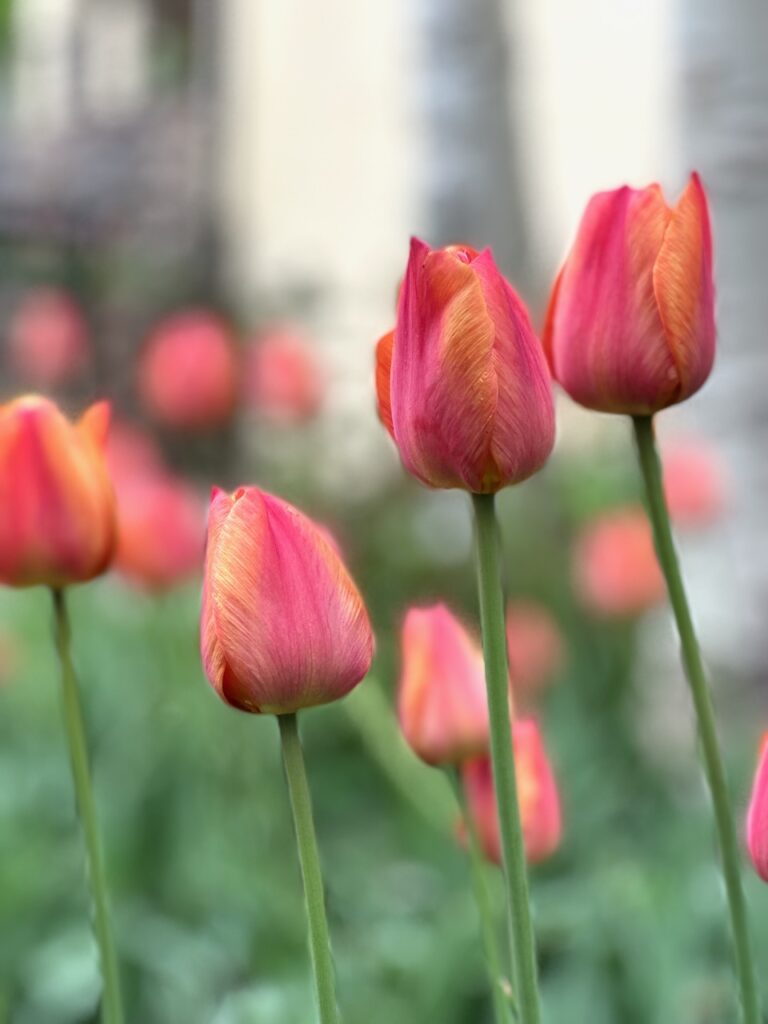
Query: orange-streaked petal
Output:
[[374, 329, 395, 438]]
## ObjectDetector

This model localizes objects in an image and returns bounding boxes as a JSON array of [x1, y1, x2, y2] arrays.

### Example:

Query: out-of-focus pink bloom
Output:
[[747, 733, 768, 883], [506, 602, 564, 704], [397, 604, 489, 766], [138, 310, 239, 429], [246, 328, 324, 423], [201, 486, 374, 714], [544, 174, 715, 415], [106, 422, 164, 483], [0, 396, 116, 587], [9, 288, 89, 388], [377, 239, 555, 492], [461, 718, 562, 865], [114, 474, 205, 591], [573, 506, 665, 617], [662, 439, 725, 528]]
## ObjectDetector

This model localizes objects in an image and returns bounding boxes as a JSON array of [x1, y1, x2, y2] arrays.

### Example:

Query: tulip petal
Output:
[[653, 173, 716, 400], [374, 329, 395, 438], [208, 488, 373, 713], [747, 733, 768, 882]]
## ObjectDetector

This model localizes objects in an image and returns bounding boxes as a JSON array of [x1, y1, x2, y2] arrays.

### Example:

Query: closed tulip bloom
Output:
[[138, 310, 239, 429], [462, 719, 562, 865], [747, 733, 768, 882], [0, 396, 116, 587], [201, 486, 373, 714], [506, 601, 564, 704], [377, 239, 555, 492], [573, 506, 665, 617], [398, 604, 489, 765], [544, 174, 715, 414]]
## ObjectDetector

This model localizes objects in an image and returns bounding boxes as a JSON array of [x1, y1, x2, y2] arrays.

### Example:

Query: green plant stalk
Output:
[[632, 415, 760, 1024], [278, 712, 340, 1024], [471, 493, 541, 1024], [51, 589, 123, 1024], [450, 769, 514, 1024]]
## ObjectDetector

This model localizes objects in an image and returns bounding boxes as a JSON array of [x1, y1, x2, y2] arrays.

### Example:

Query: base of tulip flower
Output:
[[51, 588, 124, 1024], [449, 768, 514, 1024], [632, 416, 761, 1024], [278, 712, 340, 1024], [471, 492, 542, 1024]]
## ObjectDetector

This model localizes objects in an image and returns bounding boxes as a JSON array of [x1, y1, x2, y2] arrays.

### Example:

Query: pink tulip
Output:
[[376, 239, 555, 492], [138, 310, 239, 429], [246, 328, 324, 423], [201, 486, 374, 714], [397, 604, 489, 765], [506, 602, 564, 704], [573, 506, 665, 617], [747, 733, 768, 882], [0, 396, 116, 587], [9, 288, 89, 388], [461, 718, 562, 865], [662, 438, 725, 528], [544, 174, 715, 414]]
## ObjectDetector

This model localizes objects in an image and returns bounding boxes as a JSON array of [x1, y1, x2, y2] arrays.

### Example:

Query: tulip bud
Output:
[[377, 239, 555, 493], [0, 396, 116, 587], [544, 174, 715, 415], [573, 506, 665, 617], [201, 486, 374, 714], [461, 718, 562, 865], [746, 733, 768, 882], [138, 310, 239, 429], [506, 601, 564, 705], [398, 604, 489, 765]]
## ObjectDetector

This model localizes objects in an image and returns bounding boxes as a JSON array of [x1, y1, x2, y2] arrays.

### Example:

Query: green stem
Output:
[[450, 769, 514, 1024], [51, 589, 123, 1024], [632, 415, 760, 1024], [278, 713, 340, 1024], [471, 493, 541, 1024]]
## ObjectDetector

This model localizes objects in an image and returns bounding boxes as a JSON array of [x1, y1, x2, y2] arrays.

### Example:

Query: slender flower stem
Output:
[[450, 769, 514, 1024], [51, 588, 123, 1024], [632, 415, 760, 1024], [278, 712, 340, 1024], [471, 493, 541, 1024]]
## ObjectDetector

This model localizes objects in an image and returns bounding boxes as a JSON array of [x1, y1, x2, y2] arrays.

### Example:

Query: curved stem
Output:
[[51, 589, 123, 1024], [632, 415, 760, 1024], [471, 493, 541, 1024], [278, 713, 340, 1024], [450, 769, 514, 1024]]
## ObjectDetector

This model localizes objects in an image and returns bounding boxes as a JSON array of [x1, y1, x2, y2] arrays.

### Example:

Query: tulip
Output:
[[746, 733, 768, 882], [397, 604, 489, 765], [246, 328, 324, 423], [506, 601, 564, 704], [572, 506, 665, 617], [662, 438, 725, 528], [201, 486, 373, 714], [376, 239, 555, 492], [461, 719, 561, 865], [0, 396, 116, 587], [544, 174, 715, 415], [138, 310, 239, 429], [9, 288, 89, 388]]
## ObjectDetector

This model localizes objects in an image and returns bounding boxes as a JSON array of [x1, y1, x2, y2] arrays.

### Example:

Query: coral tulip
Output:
[[747, 733, 768, 882], [0, 396, 116, 586], [201, 486, 373, 714], [544, 174, 715, 414], [461, 719, 561, 865], [246, 328, 324, 423], [662, 439, 725, 528], [377, 239, 555, 492], [398, 604, 489, 765], [9, 288, 89, 388], [506, 602, 564, 703], [573, 506, 665, 617], [138, 310, 239, 429]]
